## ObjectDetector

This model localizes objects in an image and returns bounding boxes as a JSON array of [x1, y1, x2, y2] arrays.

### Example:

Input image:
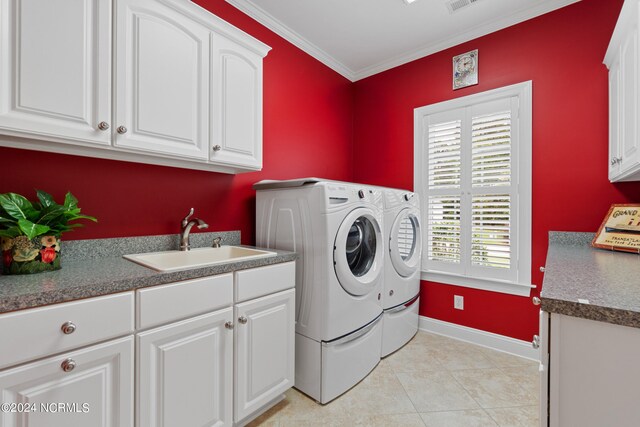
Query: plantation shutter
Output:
[[423, 97, 518, 282]]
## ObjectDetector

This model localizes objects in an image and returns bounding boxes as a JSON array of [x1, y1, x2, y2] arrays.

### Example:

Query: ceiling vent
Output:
[[445, 0, 481, 14]]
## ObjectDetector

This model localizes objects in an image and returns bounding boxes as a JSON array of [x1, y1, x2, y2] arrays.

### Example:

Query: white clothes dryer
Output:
[[381, 188, 422, 357], [254, 178, 384, 404]]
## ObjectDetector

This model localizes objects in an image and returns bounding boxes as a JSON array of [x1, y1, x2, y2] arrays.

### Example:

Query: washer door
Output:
[[334, 208, 383, 296], [389, 208, 422, 277]]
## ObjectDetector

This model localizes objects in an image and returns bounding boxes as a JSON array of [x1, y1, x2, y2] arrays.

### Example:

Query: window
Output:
[[414, 82, 532, 296]]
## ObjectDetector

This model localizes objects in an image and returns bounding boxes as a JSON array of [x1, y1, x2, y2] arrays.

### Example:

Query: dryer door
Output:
[[334, 208, 383, 296], [389, 207, 422, 277]]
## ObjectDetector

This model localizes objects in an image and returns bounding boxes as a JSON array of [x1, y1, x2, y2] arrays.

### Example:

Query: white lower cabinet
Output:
[[540, 312, 640, 427], [137, 308, 233, 427], [0, 261, 294, 427], [0, 336, 134, 427], [234, 289, 295, 423]]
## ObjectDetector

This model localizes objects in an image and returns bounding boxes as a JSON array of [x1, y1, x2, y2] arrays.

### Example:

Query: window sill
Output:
[[421, 270, 535, 297]]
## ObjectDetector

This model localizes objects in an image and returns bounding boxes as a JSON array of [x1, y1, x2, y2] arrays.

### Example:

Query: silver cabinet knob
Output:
[[389, 290, 394, 296], [212, 145, 221, 152], [611, 157, 623, 165], [532, 335, 540, 349], [224, 321, 234, 330], [61, 358, 76, 372], [117, 126, 127, 134], [540, 266, 545, 272], [532, 296, 541, 306], [238, 316, 248, 324], [98, 121, 110, 131], [61, 321, 76, 335]]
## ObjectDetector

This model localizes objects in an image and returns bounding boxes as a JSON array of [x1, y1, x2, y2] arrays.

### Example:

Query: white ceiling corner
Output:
[[225, 0, 357, 80], [225, 0, 581, 82]]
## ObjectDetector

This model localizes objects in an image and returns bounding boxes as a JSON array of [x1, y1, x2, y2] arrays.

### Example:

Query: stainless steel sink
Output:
[[124, 246, 277, 272]]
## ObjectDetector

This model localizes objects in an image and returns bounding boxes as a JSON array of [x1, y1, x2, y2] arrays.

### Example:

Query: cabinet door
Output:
[[234, 289, 294, 423], [0, 336, 133, 427], [618, 25, 640, 175], [0, 0, 111, 146], [211, 35, 263, 170], [549, 314, 640, 427], [114, 0, 210, 160], [137, 308, 233, 427], [608, 55, 621, 181]]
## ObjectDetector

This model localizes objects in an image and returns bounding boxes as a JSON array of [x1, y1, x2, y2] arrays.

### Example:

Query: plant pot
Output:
[[1, 235, 61, 275]]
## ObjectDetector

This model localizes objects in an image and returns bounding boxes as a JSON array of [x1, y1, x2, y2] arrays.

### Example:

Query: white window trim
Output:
[[414, 81, 533, 297]]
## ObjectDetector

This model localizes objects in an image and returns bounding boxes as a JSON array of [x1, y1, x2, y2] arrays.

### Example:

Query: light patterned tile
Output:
[[396, 370, 479, 412], [431, 341, 495, 370], [485, 405, 539, 427], [410, 331, 458, 347], [500, 364, 540, 403], [279, 413, 426, 427], [420, 409, 498, 427], [385, 340, 444, 373], [480, 347, 539, 369], [348, 413, 426, 427], [325, 360, 416, 416], [451, 368, 534, 409]]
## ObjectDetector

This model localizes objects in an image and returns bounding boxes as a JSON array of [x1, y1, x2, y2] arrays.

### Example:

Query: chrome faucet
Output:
[[180, 208, 209, 251]]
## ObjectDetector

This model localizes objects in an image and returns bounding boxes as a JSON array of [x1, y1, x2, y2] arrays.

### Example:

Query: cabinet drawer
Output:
[[234, 262, 295, 303], [136, 274, 233, 329], [0, 292, 134, 370]]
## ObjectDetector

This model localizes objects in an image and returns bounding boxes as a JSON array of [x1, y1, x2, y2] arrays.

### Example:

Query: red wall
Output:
[[0, 1, 354, 243], [352, 0, 640, 341]]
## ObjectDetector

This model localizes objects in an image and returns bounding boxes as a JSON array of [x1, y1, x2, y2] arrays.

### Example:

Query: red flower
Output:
[[40, 247, 57, 264], [2, 250, 11, 267]]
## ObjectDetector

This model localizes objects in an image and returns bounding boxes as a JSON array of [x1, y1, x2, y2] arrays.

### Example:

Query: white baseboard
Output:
[[419, 316, 540, 361]]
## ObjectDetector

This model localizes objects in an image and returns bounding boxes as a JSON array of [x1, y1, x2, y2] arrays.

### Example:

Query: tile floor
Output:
[[249, 331, 540, 427]]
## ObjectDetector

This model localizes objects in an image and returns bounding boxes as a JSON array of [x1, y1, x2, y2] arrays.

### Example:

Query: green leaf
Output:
[[37, 205, 66, 225], [64, 192, 78, 211], [17, 219, 50, 240], [0, 227, 21, 238], [0, 193, 39, 221], [36, 190, 58, 209]]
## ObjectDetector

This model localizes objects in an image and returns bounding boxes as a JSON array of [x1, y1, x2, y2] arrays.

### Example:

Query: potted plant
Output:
[[0, 190, 96, 275]]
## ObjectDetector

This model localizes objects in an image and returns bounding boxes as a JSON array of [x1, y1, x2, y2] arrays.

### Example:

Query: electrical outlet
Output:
[[454, 295, 464, 310]]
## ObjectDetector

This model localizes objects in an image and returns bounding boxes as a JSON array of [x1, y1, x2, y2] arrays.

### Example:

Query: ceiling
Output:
[[225, 0, 580, 81]]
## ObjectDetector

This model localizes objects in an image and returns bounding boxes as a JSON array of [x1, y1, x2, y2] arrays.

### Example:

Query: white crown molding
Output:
[[224, 0, 356, 81], [226, 0, 579, 82], [419, 316, 540, 361], [354, 0, 580, 80]]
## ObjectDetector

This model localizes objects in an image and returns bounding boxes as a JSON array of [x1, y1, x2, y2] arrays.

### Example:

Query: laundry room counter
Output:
[[540, 231, 640, 328]]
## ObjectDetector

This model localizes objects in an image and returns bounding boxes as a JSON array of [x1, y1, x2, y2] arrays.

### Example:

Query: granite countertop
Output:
[[541, 232, 640, 328], [0, 231, 296, 314]]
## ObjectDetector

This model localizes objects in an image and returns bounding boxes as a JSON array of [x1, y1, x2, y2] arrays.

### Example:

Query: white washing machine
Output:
[[381, 188, 422, 357], [254, 178, 384, 404]]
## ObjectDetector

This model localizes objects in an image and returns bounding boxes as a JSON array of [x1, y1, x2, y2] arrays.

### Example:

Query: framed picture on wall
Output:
[[592, 204, 640, 253], [453, 49, 478, 90]]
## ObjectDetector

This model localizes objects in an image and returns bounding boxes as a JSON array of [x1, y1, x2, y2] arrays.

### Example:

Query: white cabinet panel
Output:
[[0, 0, 111, 145], [0, 336, 133, 427], [137, 308, 233, 427], [547, 314, 640, 427], [605, 0, 640, 181], [234, 289, 294, 423], [211, 35, 263, 169], [115, 0, 210, 160]]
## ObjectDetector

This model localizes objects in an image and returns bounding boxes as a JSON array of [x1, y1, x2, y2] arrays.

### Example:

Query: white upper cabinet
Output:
[[211, 34, 263, 169], [114, 0, 210, 160], [0, 0, 112, 146], [605, 0, 640, 182], [0, 0, 270, 173]]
